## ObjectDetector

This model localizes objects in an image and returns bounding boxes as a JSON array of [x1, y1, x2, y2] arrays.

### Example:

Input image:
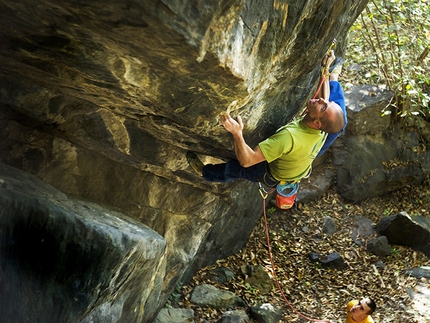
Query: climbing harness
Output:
[[259, 190, 332, 323], [258, 181, 299, 210], [255, 42, 340, 323]]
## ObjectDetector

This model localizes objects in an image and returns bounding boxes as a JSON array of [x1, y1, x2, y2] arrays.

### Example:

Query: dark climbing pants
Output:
[[202, 159, 278, 187]]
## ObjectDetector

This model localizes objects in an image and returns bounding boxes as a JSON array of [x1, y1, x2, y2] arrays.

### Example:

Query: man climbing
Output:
[[187, 51, 346, 188], [345, 298, 376, 323], [316, 52, 347, 157]]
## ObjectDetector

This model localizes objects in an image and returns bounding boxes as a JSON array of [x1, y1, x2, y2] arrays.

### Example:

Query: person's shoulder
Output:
[[366, 315, 374, 323], [281, 118, 302, 129]]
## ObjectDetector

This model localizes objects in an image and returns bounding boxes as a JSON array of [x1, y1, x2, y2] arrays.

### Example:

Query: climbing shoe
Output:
[[186, 151, 204, 176], [329, 57, 344, 75]]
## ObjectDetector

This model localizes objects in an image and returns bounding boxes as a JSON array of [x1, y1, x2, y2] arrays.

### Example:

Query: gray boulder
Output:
[[0, 164, 167, 323], [318, 252, 347, 269], [154, 308, 195, 323], [406, 281, 430, 322], [344, 85, 393, 135], [250, 303, 282, 323], [405, 266, 430, 279], [351, 215, 375, 246], [375, 212, 430, 257], [218, 310, 251, 323], [333, 85, 430, 202], [190, 284, 237, 309], [322, 216, 337, 236], [367, 236, 392, 257], [241, 265, 273, 294], [296, 164, 336, 204]]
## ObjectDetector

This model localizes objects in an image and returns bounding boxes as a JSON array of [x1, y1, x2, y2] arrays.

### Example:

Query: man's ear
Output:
[[313, 119, 322, 130]]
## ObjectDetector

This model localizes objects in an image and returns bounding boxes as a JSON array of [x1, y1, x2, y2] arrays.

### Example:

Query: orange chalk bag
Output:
[[275, 181, 299, 209]]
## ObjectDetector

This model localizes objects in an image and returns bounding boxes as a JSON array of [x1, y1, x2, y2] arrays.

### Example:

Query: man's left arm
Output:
[[315, 51, 335, 100]]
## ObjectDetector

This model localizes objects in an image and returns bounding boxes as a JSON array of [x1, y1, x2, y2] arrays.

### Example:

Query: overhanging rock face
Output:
[[0, 0, 369, 321]]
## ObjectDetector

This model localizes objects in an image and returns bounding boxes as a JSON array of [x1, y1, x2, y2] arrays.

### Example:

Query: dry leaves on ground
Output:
[[180, 182, 430, 323]]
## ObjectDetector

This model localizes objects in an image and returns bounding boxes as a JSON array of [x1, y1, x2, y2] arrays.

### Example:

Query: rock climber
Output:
[[187, 51, 346, 189]]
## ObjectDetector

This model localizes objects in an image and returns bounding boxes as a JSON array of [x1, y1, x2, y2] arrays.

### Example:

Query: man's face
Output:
[[306, 98, 329, 121], [306, 98, 342, 123], [350, 298, 371, 321]]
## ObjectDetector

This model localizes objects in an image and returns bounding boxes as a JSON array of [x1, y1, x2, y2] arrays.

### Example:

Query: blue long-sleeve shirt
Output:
[[317, 81, 347, 157]]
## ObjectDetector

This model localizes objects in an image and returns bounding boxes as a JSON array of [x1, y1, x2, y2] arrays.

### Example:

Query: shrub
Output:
[[345, 0, 430, 121]]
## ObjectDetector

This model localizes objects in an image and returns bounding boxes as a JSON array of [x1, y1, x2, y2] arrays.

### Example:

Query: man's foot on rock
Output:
[[329, 57, 344, 75], [186, 151, 204, 176]]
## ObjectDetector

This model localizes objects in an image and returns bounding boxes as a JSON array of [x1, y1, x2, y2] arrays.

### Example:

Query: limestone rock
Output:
[[367, 236, 392, 257], [190, 284, 237, 309], [250, 303, 282, 323], [333, 85, 430, 202], [405, 267, 430, 279], [375, 212, 430, 257], [318, 252, 347, 269], [0, 0, 372, 320], [218, 310, 250, 323], [344, 85, 393, 135], [154, 308, 195, 323], [0, 163, 167, 323], [351, 215, 375, 246], [241, 265, 273, 294], [296, 164, 336, 204], [322, 216, 337, 236], [209, 267, 235, 284], [406, 281, 430, 322]]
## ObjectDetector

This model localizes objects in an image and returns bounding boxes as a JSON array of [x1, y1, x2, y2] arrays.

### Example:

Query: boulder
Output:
[[351, 215, 375, 246], [250, 303, 282, 323], [241, 265, 273, 294], [344, 85, 393, 135], [154, 308, 195, 323], [209, 267, 235, 284], [405, 267, 430, 279], [318, 252, 347, 269], [0, 0, 382, 320], [322, 216, 337, 236], [406, 281, 430, 322], [296, 164, 336, 204], [367, 236, 392, 257], [218, 310, 250, 323], [375, 212, 430, 257], [0, 163, 167, 323], [190, 284, 237, 309], [333, 85, 430, 202]]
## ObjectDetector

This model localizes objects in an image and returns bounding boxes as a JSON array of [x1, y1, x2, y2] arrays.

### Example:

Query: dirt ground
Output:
[[178, 181, 430, 323]]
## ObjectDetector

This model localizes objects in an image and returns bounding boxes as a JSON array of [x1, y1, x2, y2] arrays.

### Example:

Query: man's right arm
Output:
[[221, 112, 266, 167]]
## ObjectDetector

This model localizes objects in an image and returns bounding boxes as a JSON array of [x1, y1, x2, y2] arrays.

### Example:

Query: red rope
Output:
[[259, 42, 336, 321], [261, 197, 332, 323], [312, 74, 327, 99], [300, 73, 327, 117]]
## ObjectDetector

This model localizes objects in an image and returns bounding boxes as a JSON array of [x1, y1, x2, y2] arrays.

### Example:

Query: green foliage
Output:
[[346, 0, 430, 120], [267, 207, 277, 214], [166, 282, 183, 307]]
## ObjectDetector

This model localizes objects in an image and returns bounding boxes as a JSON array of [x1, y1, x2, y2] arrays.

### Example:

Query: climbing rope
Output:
[[312, 39, 337, 100], [259, 189, 332, 323], [256, 42, 339, 322]]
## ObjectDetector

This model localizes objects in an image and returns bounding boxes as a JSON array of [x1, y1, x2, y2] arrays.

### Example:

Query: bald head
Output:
[[319, 101, 344, 134]]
